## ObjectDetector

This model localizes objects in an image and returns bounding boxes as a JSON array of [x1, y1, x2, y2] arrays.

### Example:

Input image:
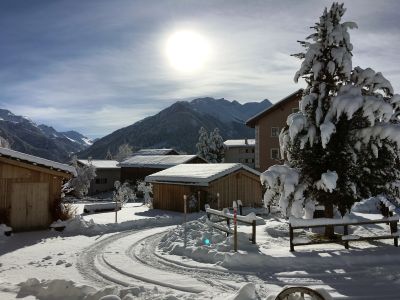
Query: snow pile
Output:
[[227, 283, 256, 300], [17, 278, 258, 300], [50, 213, 188, 236], [0, 224, 12, 236], [17, 278, 182, 300], [159, 216, 262, 269], [351, 197, 382, 213]]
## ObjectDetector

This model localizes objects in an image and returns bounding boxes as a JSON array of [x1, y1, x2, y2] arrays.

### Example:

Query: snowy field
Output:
[[1, 200, 400, 299]]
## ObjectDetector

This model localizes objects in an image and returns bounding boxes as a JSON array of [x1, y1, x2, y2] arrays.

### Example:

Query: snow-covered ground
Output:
[[1, 199, 400, 299]]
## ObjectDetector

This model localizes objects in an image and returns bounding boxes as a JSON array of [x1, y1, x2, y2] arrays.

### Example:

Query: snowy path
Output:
[[75, 224, 400, 299], [77, 226, 238, 294]]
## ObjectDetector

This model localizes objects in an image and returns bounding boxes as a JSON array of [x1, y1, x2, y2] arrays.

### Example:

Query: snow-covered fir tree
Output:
[[105, 149, 113, 160], [0, 136, 10, 149], [196, 127, 210, 161], [196, 127, 225, 163], [68, 156, 97, 198], [261, 3, 400, 226], [209, 128, 225, 163], [115, 143, 133, 162]]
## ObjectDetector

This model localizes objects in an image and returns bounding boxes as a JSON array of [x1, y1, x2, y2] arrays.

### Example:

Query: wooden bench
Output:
[[83, 202, 121, 214], [205, 206, 258, 244], [289, 215, 399, 252]]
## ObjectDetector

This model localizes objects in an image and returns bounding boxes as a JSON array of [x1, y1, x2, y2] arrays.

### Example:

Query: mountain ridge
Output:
[[0, 108, 92, 162], [78, 97, 271, 159]]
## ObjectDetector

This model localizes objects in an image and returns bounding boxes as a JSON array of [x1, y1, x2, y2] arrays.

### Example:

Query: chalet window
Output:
[[271, 127, 280, 137], [95, 178, 107, 184], [292, 107, 300, 113], [251, 149, 255, 153], [271, 148, 280, 160]]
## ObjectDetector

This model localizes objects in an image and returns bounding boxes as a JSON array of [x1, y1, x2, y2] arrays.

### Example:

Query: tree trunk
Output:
[[324, 202, 335, 238]]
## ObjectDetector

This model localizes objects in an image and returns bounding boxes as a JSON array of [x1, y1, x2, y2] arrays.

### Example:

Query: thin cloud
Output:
[[0, 0, 399, 137]]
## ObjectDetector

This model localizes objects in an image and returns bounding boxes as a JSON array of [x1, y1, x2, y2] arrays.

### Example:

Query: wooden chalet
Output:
[[0, 147, 76, 231], [78, 159, 120, 195], [146, 163, 262, 212], [120, 155, 207, 184]]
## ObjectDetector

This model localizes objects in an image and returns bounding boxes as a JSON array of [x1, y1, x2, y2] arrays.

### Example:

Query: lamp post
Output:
[[183, 194, 187, 248]]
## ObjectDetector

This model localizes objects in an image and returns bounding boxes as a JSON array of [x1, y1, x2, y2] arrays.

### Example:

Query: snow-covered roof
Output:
[[120, 155, 204, 168], [133, 148, 179, 156], [246, 89, 303, 127], [146, 163, 260, 186], [0, 147, 76, 176], [78, 159, 120, 169], [223, 139, 255, 147]]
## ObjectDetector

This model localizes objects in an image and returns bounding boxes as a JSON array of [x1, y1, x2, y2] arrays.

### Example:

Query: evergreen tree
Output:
[[196, 127, 211, 161], [0, 136, 10, 149], [209, 128, 225, 163], [261, 3, 400, 228], [196, 127, 225, 163], [105, 149, 113, 160]]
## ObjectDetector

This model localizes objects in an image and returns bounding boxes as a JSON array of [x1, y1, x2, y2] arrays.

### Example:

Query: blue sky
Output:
[[0, 0, 399, 138]]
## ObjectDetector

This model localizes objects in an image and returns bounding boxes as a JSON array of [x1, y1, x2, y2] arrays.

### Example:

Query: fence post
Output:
[[289, 224, 294, 252], [198, 190, 201, 212], [184, 194, 187, 248], [234, 206, 238, 252], [343, 224, 349, 249], [252, 220, 256, 244], [390, 221, 398, 247]]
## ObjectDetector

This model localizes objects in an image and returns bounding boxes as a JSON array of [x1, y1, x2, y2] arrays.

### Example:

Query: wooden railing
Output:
[[289, 215, 399, 252]]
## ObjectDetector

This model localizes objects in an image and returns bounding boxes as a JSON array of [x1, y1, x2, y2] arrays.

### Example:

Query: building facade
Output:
[[246, 89, 303, 172], [223, 139, 255, 168], [78, 160, 121, 195]]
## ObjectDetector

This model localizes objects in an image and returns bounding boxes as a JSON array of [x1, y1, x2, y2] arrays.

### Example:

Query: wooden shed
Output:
[[120, 155, 207, 184], [0, 147, 76, 231], [146, 163, 262, 212]]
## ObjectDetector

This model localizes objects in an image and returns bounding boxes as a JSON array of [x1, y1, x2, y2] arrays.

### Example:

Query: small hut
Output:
[[146, 163, 262, 212], [0, 147, 76, 231]]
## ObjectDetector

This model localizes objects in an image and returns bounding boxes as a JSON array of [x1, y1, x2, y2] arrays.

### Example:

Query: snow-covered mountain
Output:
[[0, 109, 92, 162], [78, 97, 271, 159]]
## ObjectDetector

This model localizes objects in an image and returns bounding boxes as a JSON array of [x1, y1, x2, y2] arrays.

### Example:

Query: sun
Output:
[[166, 30, 211, 72]]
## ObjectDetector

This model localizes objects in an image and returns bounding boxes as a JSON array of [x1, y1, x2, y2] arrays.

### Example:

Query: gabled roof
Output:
[[246, 89, 303, 128], [78, 159, 120, 169], [133, 148, 179, 156], [146, 163, 260, 186], [119, 155, 206, 168], [223, 139, 255, 148], [0, 147, 76, 176]]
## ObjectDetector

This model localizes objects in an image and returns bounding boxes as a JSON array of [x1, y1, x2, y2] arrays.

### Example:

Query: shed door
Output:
[[10, 182, 49, 231]]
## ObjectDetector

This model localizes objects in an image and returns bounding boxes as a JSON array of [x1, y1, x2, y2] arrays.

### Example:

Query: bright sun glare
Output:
[[166, 30, 211, 72]]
